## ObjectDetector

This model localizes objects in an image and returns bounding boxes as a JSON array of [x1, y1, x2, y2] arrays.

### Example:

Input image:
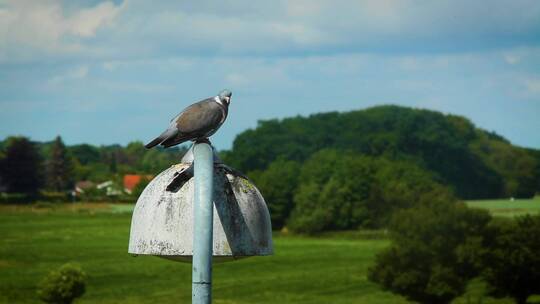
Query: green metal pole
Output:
[[192, 142, 214, 304]]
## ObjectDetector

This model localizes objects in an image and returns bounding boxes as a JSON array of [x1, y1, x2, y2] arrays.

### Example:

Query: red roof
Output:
[[123, 175, 152, 191]]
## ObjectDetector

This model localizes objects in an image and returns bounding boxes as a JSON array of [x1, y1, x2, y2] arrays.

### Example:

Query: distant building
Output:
[[123, 175, 153, 194], [75, 181, 95, 194], [96, 180, 113, 190], [97, 180, 122, 196]]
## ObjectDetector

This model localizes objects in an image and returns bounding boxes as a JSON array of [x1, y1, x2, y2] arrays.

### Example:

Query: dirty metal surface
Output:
[[128, 163, 273, 262]]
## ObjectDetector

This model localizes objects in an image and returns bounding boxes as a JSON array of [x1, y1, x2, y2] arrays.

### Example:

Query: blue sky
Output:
[[1, 0, 539, 150]]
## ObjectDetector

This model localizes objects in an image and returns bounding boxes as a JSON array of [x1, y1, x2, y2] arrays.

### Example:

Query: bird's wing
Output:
[[175, 99, 224, 134], [169, 97, 213, 123]]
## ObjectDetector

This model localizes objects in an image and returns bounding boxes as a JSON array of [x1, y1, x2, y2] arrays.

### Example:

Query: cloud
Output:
[[0, 0, 124, 62], [2, 0, 540, 63], [122, 0, 540, 55], [66, 1, 122, 38]]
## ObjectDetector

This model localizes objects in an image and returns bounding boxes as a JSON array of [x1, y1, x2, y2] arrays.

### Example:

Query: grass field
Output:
[[0, 203, 524, 304], [465, 196, 540, 217]]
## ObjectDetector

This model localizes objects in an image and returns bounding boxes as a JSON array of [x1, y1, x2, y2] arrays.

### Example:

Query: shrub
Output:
[[368, 202, 491, 304], [481, 215, 540, 304], [37, 263, 86, 304]]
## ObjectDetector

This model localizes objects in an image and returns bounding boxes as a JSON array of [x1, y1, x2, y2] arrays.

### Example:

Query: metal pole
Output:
[[192, 142, 214, 304]]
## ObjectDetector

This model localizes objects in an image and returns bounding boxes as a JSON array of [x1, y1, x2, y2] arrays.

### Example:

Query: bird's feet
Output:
[[194, 138, 212, 145]]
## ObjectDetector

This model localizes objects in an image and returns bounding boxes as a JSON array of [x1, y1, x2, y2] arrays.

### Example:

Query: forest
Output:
[[224, 105, 539, 200], [1, 105, 539, 231]]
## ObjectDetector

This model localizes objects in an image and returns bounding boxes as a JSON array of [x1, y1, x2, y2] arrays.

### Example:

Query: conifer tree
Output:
[[2, 136, 42, 194], [46, 136, 73, 191]]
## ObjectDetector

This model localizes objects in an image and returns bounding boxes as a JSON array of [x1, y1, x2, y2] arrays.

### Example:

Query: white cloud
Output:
[[0, 0, 124, 62], [2, 0, 540, 63], [66, 1, 122, 38]]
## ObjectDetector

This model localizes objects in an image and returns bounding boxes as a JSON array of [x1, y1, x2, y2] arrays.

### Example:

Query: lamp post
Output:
[[192, 142, 214, 304]]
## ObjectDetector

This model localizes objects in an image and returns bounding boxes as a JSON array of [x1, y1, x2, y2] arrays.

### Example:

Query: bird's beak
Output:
[[225, 96, 231, 104]]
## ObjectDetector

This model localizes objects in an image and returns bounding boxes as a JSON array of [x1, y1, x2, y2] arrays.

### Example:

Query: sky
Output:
[[1, 0, 539, 150]]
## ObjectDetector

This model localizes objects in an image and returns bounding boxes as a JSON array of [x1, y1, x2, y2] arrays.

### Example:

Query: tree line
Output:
[[247, 149, 455, 233], [0, 136, 186, 198], [223, 105, 540, 200]]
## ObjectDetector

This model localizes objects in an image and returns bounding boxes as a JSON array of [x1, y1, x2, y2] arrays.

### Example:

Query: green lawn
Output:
[[0, 203, 521, 304], [0, 203, 407, 304], [465, 196, 540, 217]]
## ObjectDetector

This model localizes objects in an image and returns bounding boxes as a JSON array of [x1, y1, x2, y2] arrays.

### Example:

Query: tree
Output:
[[481, 215, 540, 304], [1, 137, 42, 194], [368, 158, 456, 226], [130, 176, 152, 198], [125, 141, 146, 171], [471, 137, 538, 198], [368, 202, 491, 304], [249, 158, 301, 229], [0, 149, 5, 190], [288, 150, 374, 234], [69, 144, 100, 165], [46, 136, 73, 191], [287, 150, 456, 233], [109, 152, 117, 173]]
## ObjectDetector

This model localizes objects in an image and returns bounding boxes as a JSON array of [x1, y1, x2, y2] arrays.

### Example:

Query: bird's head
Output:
[[218, 89, 232, 106]]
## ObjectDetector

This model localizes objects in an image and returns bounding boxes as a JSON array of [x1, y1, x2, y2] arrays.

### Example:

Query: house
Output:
[[123, 175, 153, 194], [74, 180, 122, 197], [96, 180, 113, 190], [97, 180, 122, 196], [75, 181, 95, 194]]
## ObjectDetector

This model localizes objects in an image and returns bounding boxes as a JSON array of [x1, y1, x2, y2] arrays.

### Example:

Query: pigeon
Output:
[[145, 90, 232, 149]]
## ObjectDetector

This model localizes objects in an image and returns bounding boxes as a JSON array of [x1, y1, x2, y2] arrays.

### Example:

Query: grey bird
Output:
[[145, 90, 232, 149]]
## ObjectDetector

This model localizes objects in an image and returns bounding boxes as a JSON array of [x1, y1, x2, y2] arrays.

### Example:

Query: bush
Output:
[[481, 215, 540, 304], [37, 263, 87, 304], [40, 191, 70, 203], [0, 192, 36, 204], [368, 202, 492, 304]]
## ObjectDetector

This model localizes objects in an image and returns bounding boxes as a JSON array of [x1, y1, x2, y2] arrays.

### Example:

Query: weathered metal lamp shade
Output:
[[128, 149, 273, 262]]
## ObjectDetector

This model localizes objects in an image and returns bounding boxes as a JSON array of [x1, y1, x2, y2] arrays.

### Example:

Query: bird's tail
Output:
[[161, 134, 189, 148], [145, 136, 164, 149], [145, 128, 179, 149]]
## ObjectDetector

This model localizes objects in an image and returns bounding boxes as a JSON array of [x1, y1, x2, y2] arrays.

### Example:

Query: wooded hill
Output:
[[223, 105, 540, 200]]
